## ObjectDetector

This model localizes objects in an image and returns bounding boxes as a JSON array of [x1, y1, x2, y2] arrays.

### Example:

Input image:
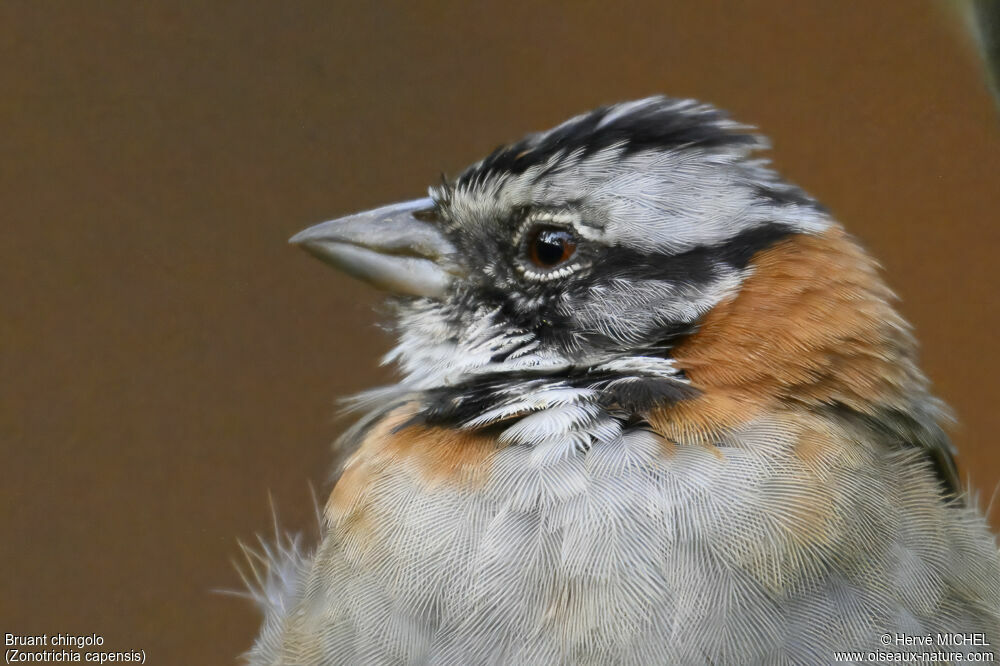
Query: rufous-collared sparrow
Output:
[[246, 97, 1000, 665]]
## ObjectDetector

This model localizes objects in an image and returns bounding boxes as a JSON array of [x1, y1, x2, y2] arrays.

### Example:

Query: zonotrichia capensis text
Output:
[[247, 97, 1000, 664]]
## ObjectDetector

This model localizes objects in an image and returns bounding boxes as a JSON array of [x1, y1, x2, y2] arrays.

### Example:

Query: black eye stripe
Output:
[[581, 222, 794, 287]]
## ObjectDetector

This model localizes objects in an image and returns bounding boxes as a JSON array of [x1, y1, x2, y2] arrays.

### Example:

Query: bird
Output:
[[246, 96, 1000, 665]]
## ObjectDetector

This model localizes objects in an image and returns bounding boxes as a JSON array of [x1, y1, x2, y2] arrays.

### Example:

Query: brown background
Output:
[[1, 1, 998, 663]]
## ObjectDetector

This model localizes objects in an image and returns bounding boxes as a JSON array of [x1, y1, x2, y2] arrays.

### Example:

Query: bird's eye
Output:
[[527, 227, 577, 269]]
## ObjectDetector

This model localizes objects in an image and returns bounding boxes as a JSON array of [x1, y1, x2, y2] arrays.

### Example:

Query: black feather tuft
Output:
[[457, 97, 762, 190]]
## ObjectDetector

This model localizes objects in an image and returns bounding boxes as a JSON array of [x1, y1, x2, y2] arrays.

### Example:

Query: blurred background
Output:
[[1, 1, 998, 663]]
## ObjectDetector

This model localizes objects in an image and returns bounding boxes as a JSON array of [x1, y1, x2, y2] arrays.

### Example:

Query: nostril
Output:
[[411, 207, 440, 223]]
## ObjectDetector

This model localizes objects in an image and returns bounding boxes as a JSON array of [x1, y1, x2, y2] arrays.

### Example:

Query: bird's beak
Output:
[[289, 197, 460, 299]]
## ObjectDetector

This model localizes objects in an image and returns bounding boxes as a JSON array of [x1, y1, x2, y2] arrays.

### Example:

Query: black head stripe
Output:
[[753, 184, 828, 213], [458, 97, 762, 190], [588, 222, 795, 288], [413, 369, 696, 429]]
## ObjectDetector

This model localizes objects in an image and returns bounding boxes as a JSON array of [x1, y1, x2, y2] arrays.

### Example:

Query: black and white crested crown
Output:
[[455, 96, 768, 192]]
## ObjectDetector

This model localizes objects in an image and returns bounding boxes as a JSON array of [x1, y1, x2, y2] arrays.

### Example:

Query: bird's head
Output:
[[292, 97, 940, 458]]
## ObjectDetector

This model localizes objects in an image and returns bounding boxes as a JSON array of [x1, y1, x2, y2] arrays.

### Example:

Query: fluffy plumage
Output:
[[247, 97, 1000, 665]]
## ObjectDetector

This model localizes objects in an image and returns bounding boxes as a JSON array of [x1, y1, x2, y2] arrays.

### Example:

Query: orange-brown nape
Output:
[[648, 226, 923, 445]]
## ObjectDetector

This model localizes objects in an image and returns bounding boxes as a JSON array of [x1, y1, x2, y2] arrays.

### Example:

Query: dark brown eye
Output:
[[527, 227, 577, 269]]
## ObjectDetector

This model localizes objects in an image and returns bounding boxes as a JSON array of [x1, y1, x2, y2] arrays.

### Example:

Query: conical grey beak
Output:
[[289, 198, 460, 299]]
